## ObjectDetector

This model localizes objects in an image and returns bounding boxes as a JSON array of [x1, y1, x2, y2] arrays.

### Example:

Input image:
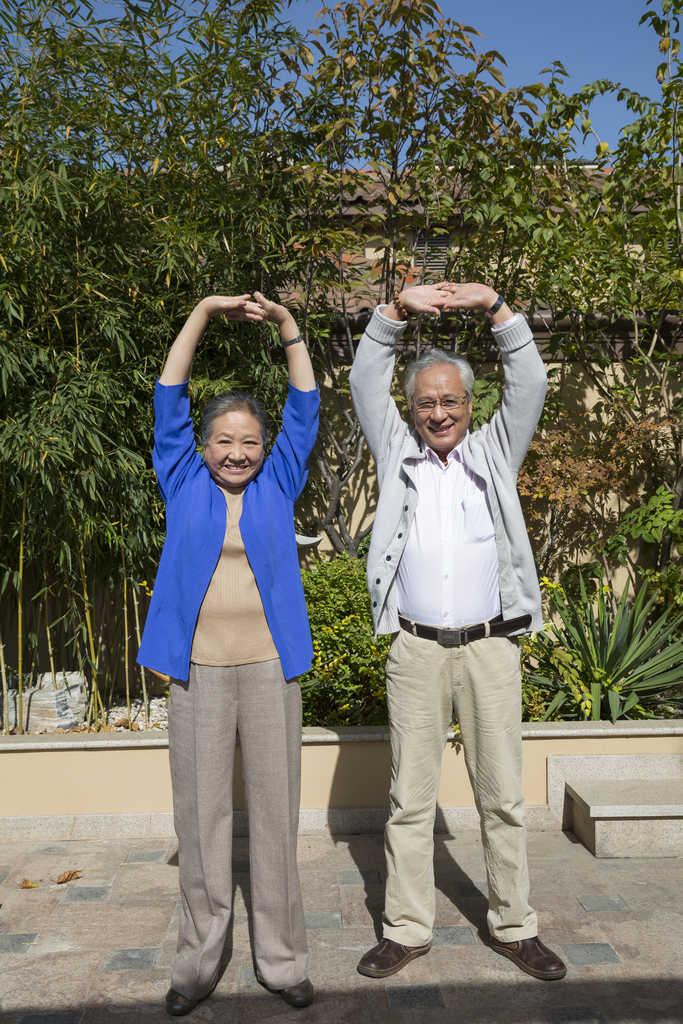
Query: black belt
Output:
[[398, 612, 532, 647]]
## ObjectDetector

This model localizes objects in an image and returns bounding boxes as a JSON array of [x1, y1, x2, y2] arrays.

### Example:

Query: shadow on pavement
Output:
[[3, 975, 682, 1024]]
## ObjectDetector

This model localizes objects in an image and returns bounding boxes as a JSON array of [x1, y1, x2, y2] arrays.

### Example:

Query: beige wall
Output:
[[3, 731, 682, 818]]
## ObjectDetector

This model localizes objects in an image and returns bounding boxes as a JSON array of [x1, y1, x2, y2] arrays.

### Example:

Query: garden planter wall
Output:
[[1, 720, 682, 841]]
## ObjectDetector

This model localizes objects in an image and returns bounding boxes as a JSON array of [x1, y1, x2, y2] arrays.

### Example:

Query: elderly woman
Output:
[[137, 292, 319, 1015]]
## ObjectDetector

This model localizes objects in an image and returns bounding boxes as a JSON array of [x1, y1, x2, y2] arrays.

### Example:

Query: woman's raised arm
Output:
[[159, 295, 264, 386], [254, 292, 316, 392]]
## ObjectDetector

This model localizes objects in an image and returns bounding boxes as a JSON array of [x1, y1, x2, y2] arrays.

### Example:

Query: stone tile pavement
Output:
[[0, 828, 681, 1023]]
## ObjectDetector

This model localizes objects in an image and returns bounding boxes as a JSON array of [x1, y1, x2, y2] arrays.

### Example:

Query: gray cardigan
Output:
[[348, 307, 547, 636]]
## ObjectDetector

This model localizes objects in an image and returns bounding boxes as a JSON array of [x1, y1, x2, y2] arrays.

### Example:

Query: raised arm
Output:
[[349, 284, 451, 463], [248, 292, 318, 498], [253, 291, 316, 391], [158, 294, 265, 385], [436, 281, 547, 471]]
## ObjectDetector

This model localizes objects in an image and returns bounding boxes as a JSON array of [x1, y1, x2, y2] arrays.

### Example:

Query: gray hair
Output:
[[405, 349, 475, 405], [201, 391, 269, 446]]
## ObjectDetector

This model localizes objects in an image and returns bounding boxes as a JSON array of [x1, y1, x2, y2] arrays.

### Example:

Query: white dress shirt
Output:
[[395, 436, 501, 628]]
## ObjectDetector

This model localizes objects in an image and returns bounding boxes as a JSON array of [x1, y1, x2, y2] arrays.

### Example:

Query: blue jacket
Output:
[[137, 379, 320, 681]]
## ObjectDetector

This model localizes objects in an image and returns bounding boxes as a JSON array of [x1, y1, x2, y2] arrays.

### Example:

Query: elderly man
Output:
[[348, 281, 566, 982]]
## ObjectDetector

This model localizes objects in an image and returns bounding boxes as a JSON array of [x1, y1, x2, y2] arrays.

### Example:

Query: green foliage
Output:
[[615, 487, 683, 546], [599, 488, 683, 617], [470, 377, 504, 431], [3, 0, 683, 728], [522, 576, 683, 722], [640, 562, 683, 608], [0, 0, 310, 719], [300, 556, 389, 726]]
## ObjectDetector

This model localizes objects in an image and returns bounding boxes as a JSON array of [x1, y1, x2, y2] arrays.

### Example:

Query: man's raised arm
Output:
[[349, 285, 449, 463], [436, 282, 547, 474]]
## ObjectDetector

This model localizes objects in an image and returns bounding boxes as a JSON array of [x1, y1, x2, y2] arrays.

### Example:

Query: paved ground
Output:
[[0, 828, 681, 1024]]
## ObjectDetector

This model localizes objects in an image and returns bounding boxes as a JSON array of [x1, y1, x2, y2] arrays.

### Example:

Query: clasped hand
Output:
[[396, 282, 500, 317], [200, 291, 293, 327]]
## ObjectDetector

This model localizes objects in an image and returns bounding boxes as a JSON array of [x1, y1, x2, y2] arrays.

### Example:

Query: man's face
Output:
[[411, 365, 472, 460]]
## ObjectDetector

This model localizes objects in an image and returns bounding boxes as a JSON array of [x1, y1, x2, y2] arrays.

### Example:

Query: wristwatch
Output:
[[484, 294, 505, 319]]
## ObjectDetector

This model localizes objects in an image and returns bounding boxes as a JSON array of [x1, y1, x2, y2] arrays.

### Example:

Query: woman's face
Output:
[[203, 409, 265, 490]]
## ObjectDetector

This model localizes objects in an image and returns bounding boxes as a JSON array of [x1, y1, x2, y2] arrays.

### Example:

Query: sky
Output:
[[284, 0, 662, 158]]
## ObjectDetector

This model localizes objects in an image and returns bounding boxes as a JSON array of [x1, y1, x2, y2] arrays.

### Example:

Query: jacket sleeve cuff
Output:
[[363, 305, 410, 346], [490, 313, 534, 353]]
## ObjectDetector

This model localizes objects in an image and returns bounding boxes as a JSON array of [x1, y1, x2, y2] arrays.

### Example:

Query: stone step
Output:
[[566, 778, 683, 818], [566, 777, 683, 858]]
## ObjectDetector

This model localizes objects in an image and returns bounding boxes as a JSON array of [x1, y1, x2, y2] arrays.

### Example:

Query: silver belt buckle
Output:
[[437, 627, 468, 647]]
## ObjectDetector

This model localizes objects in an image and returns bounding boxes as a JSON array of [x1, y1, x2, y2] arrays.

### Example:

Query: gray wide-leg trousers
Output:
[[168, 659, 308, 999]]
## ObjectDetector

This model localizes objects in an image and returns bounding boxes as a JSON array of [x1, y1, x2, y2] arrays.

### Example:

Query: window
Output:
[[413, 232, 450, 274]]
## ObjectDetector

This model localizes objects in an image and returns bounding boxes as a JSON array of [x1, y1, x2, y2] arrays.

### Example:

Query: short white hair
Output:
[[405, 349, 475, 404]]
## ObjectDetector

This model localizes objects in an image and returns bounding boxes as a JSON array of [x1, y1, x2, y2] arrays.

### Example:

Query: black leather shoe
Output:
[[165, 989, 200, 1016], [357, 937, 431, 978], [491, 935, 567, 980], [280, 977, 314, 1007]]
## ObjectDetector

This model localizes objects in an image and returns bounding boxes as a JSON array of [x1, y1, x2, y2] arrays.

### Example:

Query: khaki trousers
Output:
[[383, 628, 538, 945], [168, 659, 308, 998]]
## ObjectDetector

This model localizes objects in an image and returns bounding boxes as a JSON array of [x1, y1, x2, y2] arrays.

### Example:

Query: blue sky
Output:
[[285, 0, 662, 157]]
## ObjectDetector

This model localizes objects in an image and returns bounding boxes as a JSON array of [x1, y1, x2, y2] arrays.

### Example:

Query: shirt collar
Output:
[[424, 432, 469, 467]]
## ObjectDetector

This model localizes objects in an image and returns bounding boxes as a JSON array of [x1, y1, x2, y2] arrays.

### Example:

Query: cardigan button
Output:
[[404, 505, 408, 511], [376, 578, 381, 585], [386, 555, 391, 561], [398, 533, 403, 539], [373, 601, 377, 607]]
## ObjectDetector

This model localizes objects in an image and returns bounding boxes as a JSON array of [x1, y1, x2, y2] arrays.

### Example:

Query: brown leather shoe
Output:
[[491, 935, 567, 980], [357, 937, 431, 978], [280, 977, 314, 1007]]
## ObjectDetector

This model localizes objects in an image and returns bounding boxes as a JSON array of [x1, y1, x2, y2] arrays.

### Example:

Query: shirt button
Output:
[[444, 575, 449, 579], [386, 555, 391, 561], [443, 612, 448, 618], [404, 505, 408, 511], [373, 601, 377, 607], [376, 578, 381, 585], [398, 533, 403, 539]]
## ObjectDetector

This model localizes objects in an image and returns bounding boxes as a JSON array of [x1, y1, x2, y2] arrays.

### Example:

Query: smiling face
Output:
[[203, 408, 265, 490], [411, 365, 473, 462]]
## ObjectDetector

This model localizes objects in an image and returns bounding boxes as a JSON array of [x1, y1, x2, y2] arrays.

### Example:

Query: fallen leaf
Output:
[[111, 718, 129, 729], [131, 722, 140, 731], [19, 878, 39, 889], [54, 870, 82, 885]]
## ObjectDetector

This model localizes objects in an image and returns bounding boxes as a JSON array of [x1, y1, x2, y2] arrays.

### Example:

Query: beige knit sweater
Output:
[[190, 488, 277, 666]]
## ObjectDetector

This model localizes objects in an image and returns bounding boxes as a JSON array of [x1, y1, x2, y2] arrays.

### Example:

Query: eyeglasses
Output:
[[412, 396, 469, 412]]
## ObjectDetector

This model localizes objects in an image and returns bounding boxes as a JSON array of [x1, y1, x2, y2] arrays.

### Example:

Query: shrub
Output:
[[300, 555, 389, 726], [522, 576, 683, 722]]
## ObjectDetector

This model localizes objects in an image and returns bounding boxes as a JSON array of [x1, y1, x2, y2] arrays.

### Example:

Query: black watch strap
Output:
[[484, 294, 505, 320]]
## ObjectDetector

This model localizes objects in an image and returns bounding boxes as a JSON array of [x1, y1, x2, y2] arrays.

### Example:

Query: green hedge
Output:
[[300, 555, 390, 726], [299, 558, 683, 727]]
